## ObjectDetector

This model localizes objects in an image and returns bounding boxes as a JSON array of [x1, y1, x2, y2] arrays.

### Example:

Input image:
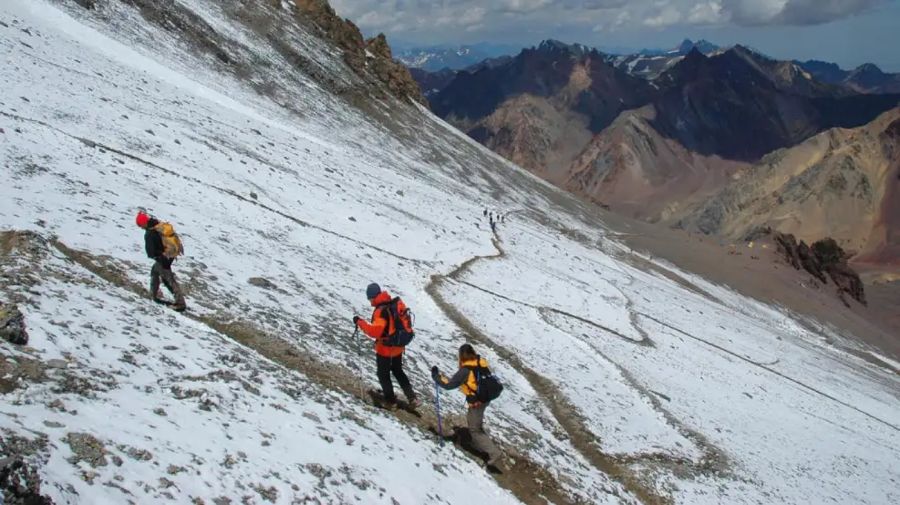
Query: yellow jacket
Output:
[[437, 356, 489, 406]]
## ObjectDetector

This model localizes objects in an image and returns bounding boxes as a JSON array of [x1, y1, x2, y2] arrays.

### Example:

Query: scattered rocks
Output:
[[65, 433, 108, 468], [252, 484, 278, 503], [0, 354, 46, 394], [247, 277, 278, 291], [0, 302, 28, 345], [0, 457, 54, 504], [117, 444, 153, 462], [46, 399, 67, 412]]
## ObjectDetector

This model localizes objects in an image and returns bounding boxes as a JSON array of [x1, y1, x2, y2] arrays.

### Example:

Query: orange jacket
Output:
[[356, 291, 405, 358]]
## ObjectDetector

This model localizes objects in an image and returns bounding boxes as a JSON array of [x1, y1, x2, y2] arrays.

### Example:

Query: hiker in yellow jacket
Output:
[[432, 343, 502, 471]]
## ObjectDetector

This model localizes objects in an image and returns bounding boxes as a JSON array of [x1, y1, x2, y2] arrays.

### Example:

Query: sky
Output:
[[329, 0, 900, 71]]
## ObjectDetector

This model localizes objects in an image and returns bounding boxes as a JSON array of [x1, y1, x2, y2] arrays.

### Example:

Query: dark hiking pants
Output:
[[467, 403, 501, 463], [376, 354, 415, 404], [151, 258, 185, 305]]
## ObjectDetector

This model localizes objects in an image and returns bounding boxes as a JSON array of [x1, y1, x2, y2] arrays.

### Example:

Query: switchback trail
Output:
[[424, 220, 898, 505], [425, 234, 710, 505]]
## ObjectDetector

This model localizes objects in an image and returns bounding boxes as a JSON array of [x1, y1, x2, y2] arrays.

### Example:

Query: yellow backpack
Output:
[[154, 222, 184, 259]]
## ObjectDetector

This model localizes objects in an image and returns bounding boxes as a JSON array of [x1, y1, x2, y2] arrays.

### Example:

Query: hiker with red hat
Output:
[[135, 210, 186, 312], [353, 283, 419, 410]]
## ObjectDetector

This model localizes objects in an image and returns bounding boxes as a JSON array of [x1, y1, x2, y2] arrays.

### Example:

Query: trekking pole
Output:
[[434, 381, 444, 447], [352, 325, 365, 399]]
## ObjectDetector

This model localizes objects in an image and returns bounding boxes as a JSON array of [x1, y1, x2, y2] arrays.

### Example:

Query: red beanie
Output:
[[135, 211, 150, 228]]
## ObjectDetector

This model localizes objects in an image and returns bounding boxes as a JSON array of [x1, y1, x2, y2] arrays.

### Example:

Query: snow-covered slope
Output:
[[1, 1, 898, 504]]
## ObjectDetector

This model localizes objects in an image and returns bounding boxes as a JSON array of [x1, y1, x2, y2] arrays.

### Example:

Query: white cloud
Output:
[[719, 0, 884, 25], [643, 4, 683, 27], [498, 0, 555, 13], [328, 0, 886, 39], [687, 1, 726, 24]]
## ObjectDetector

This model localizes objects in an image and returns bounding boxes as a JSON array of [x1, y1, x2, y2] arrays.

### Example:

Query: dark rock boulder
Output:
[[812, 238, 867, 305], [773, 233, 866, 305], [0, 303, 28, 345], [797, 240, 826, 283], [0, 457, 54, 505]]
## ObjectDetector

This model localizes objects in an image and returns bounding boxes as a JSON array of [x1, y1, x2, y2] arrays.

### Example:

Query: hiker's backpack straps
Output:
[[376, 302, 392, 340], [380, 297, 415, 347]]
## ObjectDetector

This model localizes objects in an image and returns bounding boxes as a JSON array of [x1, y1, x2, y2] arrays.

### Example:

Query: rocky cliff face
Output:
[[292, 0, 425, 104], [680, 108, 900, 266]]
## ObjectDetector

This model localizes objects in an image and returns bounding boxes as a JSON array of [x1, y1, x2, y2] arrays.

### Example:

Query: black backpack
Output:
[[379, 297, 415, 347], [471, 355, 503, 403]]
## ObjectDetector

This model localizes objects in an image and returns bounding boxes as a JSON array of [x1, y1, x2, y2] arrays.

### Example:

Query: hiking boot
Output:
[[406, 396, 421, 410], [171, 300, 187, 312], [382, 400, 398, 411]]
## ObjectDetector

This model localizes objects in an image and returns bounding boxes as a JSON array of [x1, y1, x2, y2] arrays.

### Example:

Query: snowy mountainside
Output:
[[1, 1, 899, 505]]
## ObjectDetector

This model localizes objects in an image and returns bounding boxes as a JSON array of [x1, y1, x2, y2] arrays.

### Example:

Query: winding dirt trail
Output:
[[424, 219, 899, 505], [425, 236, 688, 505]]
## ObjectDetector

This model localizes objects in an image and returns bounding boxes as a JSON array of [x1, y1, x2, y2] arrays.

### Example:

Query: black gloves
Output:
[[352, 315, 360, 325], [431, 366, 440, 382]]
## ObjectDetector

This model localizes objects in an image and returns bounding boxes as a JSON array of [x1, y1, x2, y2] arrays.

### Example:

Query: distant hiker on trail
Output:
[[353, 283, 418, 410], [136, 210, 186, 312], [483, 209, 487, 217], [432, 344, 503, 471]]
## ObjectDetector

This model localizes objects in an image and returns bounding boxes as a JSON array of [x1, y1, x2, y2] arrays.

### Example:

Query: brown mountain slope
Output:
[[679, 107, 900, 266], [433, 41, 655, 176], [469, 94, 593, 184], [564, 106, 749, 221]]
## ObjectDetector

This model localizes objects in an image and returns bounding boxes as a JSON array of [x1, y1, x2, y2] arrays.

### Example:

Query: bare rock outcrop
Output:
[[774, 232, 866, 306], [0, 456, 54, 505], [0, 303, 27, 346], [292, 0, 425, 105]]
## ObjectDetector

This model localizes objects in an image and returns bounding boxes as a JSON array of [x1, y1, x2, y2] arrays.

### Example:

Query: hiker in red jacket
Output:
[[353, 283, 418, 409], [136, 210, 186, 312]]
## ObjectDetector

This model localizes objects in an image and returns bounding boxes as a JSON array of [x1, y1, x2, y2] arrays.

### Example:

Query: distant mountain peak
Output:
[[853, 63, 885, 75], [677, 39, 718, 54], [729, 44, 756, 56], [536, 39, 592, 57], [683, 46, 709, 63], [677, 39, 696, 53]]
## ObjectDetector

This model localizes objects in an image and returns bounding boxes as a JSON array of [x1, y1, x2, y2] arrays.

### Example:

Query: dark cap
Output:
[[366, 283, 382, 300]]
